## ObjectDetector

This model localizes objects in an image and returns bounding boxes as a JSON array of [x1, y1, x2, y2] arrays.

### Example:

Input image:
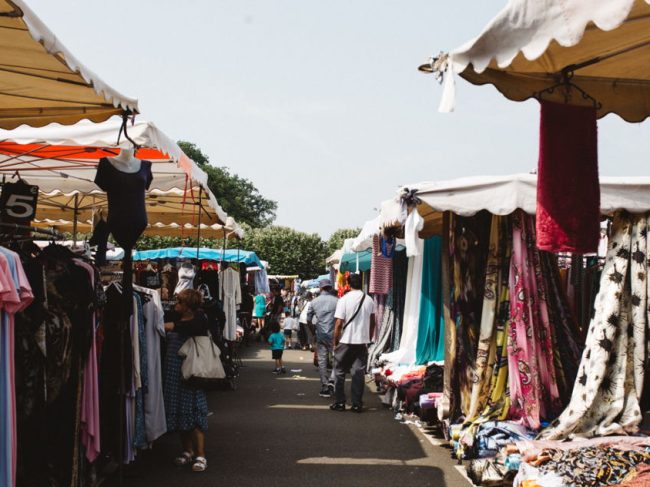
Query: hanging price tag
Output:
[[0, 179, 39, 227]]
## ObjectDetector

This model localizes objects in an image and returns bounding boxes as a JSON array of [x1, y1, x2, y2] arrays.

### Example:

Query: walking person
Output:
[[307, 279, 338, 398], [268, 321, 286, 374], [253, 292, 267, 330], [298, 294, 314, 351], [330, 274, 376, 413], [163, 289, 210, 472]]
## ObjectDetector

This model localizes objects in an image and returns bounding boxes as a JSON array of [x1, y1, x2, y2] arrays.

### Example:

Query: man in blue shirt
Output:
[[307, 279, 339, 397]]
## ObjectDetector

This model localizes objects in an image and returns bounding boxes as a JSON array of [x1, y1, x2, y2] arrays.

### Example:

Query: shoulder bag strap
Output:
[[341, 293, 366, 332]]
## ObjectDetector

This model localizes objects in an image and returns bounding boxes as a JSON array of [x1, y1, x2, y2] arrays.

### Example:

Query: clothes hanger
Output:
[[533, 68, 602, 109]]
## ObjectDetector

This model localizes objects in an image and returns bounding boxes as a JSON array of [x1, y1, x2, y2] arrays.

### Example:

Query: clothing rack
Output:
[[0, 221, 64, 239]]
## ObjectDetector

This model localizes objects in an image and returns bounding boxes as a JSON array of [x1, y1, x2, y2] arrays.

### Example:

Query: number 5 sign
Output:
[[0, 180, 39, 226]]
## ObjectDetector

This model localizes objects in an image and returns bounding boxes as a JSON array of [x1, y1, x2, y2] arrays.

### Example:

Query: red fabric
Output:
[[536, 100, 600, 254]]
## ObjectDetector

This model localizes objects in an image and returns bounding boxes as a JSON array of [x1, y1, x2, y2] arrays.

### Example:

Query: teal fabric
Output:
[[415, 236, 445, 364], [340, 250, 372, 273]]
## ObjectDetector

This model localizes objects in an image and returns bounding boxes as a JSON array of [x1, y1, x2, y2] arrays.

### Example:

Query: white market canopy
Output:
[[0, 117, 231, 228], [0, 0, 137, 128], [383, 173, 650, 236], [424, 0, 650, 122]]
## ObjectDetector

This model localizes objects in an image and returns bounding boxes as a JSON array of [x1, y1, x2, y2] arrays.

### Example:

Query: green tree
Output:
[[178, 141, 277, 228], [326, 227, 361, 254], [241, 226, 327, 278]]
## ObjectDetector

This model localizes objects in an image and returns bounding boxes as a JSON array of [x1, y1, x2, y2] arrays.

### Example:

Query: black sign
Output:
[[0, 179, 39, 226]]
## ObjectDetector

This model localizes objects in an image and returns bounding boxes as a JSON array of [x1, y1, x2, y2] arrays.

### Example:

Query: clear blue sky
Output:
[[28, 0, 650, 238]]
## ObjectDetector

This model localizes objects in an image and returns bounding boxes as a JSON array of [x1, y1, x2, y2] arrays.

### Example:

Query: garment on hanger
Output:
[[219, 267, 242, 341], [94, 157, 153, 251], [133, 285, 166, 443], [174, 263, 195, 296], [369, 235, 392, 296]]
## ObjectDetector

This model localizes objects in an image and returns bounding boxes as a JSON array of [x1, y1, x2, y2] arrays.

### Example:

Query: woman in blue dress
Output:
[[164, 289, 209, 472]]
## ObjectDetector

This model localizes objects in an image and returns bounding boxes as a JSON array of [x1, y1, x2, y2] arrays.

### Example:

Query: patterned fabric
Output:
[[536, 447, 650, 486], [450, 212, 492, 419], [466, 215, 500, 421], [507, 210, 561, 429], [540, 251, 583, 405], [541, 212, 648, 439], [369, 235, 393, 295], [163, 332, 208, 433], [457, 217, 512, 459]]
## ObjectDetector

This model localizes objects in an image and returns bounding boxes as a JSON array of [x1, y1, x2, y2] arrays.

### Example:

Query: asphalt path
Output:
[[109, 344, 469, 487]]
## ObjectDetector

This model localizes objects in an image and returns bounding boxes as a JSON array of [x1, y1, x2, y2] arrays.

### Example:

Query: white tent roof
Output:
[[0, 0, 138, 128], [426, 0, 650, 121], [402, 173, 650, 217], [0, 117, 230, 227], [350, 216, 381, 252]]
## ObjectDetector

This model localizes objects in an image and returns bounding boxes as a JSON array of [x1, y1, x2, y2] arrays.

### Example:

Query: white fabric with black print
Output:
[[541, 212, 648, 439]]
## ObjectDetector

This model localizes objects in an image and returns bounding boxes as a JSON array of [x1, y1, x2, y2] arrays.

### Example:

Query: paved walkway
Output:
[[110, 345, 469, 487]]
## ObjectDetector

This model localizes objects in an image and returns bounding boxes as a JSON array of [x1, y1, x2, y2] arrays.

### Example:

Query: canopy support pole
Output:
[[196, 189, 202, 260], [72, 193, 79, 247]]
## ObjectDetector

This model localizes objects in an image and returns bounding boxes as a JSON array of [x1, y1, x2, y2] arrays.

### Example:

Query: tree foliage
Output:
[[178, 141, 277, 228], [241, 226, 327, 278], [326, 227, 361, 254]]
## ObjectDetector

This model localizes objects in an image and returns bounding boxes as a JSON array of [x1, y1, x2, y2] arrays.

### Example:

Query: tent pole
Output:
[[72, 193, 79, 247], [196, 189, 202, 259]]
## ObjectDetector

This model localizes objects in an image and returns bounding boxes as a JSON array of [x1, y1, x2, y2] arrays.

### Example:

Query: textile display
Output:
[[390, 250, 408, 352], [507, 210, 561, 430], [369, 235, 393, 295], [536, 100, 600, 254], [466, 215, 512, 422], [449, 211, 491, 419], [219, 267, 242, 341], [540, 252, 583, 404], [415, 237, 444, 364], [534, 447, 650, 487], [380, 234, 424, 366], [541, 212, 649, 439]]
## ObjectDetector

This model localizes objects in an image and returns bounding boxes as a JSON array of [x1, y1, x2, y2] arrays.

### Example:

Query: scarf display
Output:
[[536, 100, 600, 254], [541, 212, 648, 439], [507, 210, 561, 430]]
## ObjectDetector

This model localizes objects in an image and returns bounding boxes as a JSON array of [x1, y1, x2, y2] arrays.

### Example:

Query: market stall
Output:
[[354, 174, 650, 486], [0, 0, 137, 129], [0, 117, 229, 236]]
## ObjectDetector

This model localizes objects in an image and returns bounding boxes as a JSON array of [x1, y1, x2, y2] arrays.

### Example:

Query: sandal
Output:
[[174, 451, 193, 466], [192, 456, 207, 472]]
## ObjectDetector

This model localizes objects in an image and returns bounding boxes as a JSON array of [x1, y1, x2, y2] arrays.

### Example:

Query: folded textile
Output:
[[536, 100, 600, 254], [515, 436, 650, 460], [536, 446, 650, 486]]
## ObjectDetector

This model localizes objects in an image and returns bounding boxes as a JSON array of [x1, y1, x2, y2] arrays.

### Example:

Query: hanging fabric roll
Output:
[[507, 210, 561, 430], [541, 211, 648, 439], [415, 236, 445, 364], [536, 100, 600, 254]]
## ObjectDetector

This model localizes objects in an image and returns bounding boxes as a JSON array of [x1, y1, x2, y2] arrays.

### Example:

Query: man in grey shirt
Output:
[[307, 279, 339, 397]]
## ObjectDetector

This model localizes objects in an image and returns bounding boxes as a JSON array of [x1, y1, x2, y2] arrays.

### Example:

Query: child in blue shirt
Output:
[[268, 322, 286, 374]]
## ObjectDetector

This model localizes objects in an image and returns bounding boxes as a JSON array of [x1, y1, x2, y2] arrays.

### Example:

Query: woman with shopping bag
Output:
[[163, 289, 213, 473]]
